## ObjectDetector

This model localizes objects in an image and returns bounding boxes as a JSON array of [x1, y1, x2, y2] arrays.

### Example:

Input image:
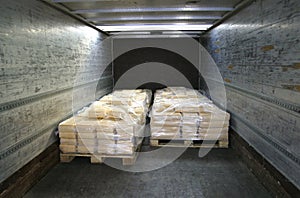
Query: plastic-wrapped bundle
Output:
[[88, 89, 151, 122], [150, 112, 181, 139], [59, 120, 144, 155], [59, 89, 151, 155], [150, 87, 230, 141], [88, 102, 146, 124], [181, 113, 199, 133]]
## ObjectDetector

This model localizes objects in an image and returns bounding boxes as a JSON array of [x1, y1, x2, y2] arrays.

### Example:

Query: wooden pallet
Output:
[[60, 139, 143, 165], [150, 139, 228, 148]]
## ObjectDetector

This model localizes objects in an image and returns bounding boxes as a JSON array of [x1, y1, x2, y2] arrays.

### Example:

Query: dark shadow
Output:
[[111, 47, 209, 95], [137, 82, 167, 108], [137, 82, 167, 93]]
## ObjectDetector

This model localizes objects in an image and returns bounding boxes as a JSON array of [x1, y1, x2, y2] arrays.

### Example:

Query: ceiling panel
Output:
[[88, 15, 220, 24], [58, 0, 241, 10], [47, 0, 251, 33], [79, 11, 226, 19]]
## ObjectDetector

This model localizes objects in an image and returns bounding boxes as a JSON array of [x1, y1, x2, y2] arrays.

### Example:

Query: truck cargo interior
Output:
[[0, 0, 299, 197]]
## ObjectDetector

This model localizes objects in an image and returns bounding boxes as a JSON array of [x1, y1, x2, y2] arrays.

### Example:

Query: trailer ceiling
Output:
[[47, 0, 253, 35]]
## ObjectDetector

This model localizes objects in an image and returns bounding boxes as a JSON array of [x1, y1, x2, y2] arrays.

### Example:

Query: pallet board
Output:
[[60, 138, 143, 165], [150, 138, 228, 148]]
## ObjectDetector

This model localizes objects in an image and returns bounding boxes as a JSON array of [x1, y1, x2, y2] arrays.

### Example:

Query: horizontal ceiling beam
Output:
[[72, 7, 234, 14], [53, 0, 123, 2], [162, 31, 203, 34], [110, 30, 203, 35], [97, 24, 213, 31], [111, 34, 201, 39], [93, 21, 212, 26], [110, 31, 152, 35], [87, 15, 222, 22]]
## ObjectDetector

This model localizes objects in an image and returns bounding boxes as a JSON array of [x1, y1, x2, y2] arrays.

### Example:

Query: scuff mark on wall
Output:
[[261, 45, 275, 52]]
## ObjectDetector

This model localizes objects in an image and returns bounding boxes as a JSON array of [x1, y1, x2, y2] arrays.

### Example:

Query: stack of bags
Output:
[[59, 89, 151, 155], [150, 87, 230, 140]]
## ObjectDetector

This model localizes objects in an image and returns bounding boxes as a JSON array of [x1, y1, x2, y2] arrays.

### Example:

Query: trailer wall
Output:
[[201, 0, 300, 188], [0, 0, 113, 183]]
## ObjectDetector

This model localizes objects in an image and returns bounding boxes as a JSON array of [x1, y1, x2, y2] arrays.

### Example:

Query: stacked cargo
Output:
[[59, 89, 151, 158], [150, 87, 230, 147]]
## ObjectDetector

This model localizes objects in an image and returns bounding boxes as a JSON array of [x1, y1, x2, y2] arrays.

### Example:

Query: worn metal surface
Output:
[[202, 0, 300, 189], [0, 0, 112, 183]]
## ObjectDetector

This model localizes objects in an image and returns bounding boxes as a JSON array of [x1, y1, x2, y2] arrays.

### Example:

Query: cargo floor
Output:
[[25, 146, 271, 198]]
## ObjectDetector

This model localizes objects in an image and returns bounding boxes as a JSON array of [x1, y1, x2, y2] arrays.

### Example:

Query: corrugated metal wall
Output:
[[202, 0, 300, 188], [0, 0, 113, 182]]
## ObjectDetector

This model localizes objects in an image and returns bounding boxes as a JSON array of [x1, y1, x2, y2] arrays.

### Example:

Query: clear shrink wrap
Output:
[[59, 89, 151, 155], [150, 87, 230, 141]]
